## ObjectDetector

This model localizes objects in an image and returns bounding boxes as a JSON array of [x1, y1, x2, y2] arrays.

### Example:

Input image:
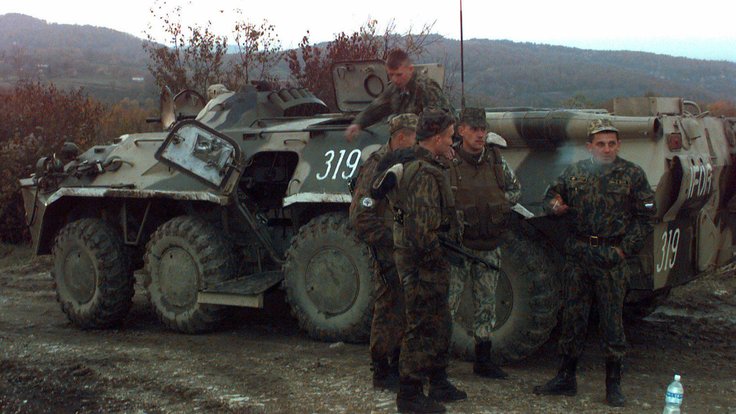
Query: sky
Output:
[[2, 0, 735, 62]]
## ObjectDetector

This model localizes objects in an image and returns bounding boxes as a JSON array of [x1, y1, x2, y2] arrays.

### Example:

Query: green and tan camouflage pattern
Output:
[[388, 145, 457, 381], [353, 71, 453, 129], [349, 142, 405, 363], [543, 154, 654, 359], [587, 118, 619, 137], [449, 246, 502, 341], [388, 113, 419, 135]]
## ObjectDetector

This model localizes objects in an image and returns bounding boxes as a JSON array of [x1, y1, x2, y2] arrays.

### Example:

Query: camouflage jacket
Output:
[[349, 143, 393, 249], [353, 71, 452, 129], [390, 146, 459, 260], [543, 156, 656, 256]]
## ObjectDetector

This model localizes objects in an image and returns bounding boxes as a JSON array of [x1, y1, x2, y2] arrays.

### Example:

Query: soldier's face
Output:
[[435, 124, 455, 154], [459, 124, 486, 153], [387, 62, 414, 89], [587, 132, 620, 164]]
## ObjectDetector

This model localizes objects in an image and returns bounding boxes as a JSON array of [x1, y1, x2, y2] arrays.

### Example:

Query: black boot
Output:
[[473, 341, 508, 379], [372, 358, 399, 391], [428, 369, 467, 402], [396, 379, 446, 413], [605, 358, 626, 407], [533, 356, 578, 396]]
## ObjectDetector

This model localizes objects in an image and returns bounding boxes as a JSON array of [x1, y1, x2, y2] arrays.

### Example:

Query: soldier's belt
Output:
[[574, 234, 623, 247]]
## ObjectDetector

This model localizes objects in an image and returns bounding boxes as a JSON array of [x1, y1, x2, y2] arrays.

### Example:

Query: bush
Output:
[[0, 82, 155, 243]]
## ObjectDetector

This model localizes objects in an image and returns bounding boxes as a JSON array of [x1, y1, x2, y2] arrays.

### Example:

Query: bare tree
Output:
[[143, 0, 228, 95], [226, 10, 283, 90]]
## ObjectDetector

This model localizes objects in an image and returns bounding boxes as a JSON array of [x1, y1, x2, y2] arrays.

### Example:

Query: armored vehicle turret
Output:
[[20, 60, 736, 362]]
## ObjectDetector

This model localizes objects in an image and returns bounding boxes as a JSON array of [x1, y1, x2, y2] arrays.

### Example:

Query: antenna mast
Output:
[[459, 0, 465, 110]]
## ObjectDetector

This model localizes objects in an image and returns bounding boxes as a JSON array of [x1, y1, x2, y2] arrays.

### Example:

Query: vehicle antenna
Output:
[[459, 0, 466, 110]]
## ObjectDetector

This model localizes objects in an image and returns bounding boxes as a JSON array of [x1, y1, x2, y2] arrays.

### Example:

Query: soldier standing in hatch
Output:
[[344, 49, 452, 142], [447, 108, 521, 380], [533, 119, 655, 407], [374, 109, 466, 413], [349, 113, 419, 391]]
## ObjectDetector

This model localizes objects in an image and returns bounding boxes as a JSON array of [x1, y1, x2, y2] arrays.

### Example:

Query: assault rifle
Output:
[[439, 237, 500, 271]]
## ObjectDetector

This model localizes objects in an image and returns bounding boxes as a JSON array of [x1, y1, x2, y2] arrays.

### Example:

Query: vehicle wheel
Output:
[[284, 213, 374, 343], [52, 218, 134, 328], [143, 215, 236, 333], [624, 287, 671, 321], [451, 218, 562, 364]]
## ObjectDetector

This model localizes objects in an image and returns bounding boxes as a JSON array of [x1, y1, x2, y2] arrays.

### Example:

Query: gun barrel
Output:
[[485, 110, 662, 147]]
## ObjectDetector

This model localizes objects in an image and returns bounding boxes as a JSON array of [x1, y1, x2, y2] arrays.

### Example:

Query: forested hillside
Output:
[[1, 14, 734, 108]]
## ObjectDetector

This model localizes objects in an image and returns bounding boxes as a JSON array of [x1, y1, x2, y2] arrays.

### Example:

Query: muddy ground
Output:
[[1, 244, 735, 414]]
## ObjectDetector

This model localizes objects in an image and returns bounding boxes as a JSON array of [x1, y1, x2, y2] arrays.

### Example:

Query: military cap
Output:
[[388, 113, 419, 135], [416, 108, 455, 141], [587, 118, 619, 137], [459, 107, 489, 129]]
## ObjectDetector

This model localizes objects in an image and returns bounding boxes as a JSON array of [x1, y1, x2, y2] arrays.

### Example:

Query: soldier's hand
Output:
[[345, 124, 361, 142], [550, 195, 569, 215]]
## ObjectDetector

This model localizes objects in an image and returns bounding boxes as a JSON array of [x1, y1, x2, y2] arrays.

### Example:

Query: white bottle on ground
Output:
[[662, 374, 684, 414]]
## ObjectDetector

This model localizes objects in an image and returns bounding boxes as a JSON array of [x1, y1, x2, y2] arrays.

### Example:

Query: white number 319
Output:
[[316, 149, 361, 180]]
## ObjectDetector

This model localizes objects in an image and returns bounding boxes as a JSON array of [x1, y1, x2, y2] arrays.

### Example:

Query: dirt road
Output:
[[1, 246, 735, 413]]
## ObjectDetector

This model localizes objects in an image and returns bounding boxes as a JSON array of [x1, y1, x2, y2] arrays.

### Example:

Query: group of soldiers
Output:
[[347, 49, 656, 414]]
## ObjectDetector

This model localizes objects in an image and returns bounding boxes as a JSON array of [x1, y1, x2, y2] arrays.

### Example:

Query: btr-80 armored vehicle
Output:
[[20, 60, 736, 363]]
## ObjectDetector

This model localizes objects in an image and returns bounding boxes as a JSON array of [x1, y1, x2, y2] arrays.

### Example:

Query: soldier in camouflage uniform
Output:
[[349, 113, 419, 391], [373, 109, 466, 413], [447, 108, 521, 380], [344, 49, 453, 142], [533, 119, 656, 407]]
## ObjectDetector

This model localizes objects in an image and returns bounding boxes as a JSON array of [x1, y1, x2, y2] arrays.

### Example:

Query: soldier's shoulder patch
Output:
[[361, 197, 375, 208]]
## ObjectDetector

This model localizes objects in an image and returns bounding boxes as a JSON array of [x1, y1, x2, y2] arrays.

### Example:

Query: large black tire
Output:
[[143, 216, 236, 333], [451, 219, 562, 364], [52, 218, 134, 328], [624, 287, 672, 322], [283, 213, 374, 343]]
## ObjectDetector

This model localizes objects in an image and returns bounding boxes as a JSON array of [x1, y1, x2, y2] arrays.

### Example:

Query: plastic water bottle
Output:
[[662, 374, 684, 414]]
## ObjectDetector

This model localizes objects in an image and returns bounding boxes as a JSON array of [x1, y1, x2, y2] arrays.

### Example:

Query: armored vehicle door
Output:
[[332, 60, 445, 113], [154, 120, 242, 195]]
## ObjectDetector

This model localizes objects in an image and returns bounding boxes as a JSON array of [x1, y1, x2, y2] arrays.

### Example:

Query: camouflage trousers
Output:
[[394, 249, 452, 382], [448, 246, 502, 341], [558, 243, 628, 359], [369, 247, 405, 363]]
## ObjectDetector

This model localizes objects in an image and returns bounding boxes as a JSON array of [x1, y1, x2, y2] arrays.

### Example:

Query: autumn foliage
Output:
[[0, 82, 155, 243]]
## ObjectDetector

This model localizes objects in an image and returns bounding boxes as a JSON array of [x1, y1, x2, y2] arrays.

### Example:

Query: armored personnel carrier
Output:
[[20, 60, 736, 363]]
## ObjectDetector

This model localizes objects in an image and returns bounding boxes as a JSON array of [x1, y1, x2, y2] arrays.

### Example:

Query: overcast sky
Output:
[[3, 0, 735, 62]]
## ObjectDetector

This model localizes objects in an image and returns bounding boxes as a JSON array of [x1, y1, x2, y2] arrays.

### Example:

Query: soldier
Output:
[[533, 119, 655, 407], [349, 113, 419, 391], [373, 108, 466, 414], [447, 108, 521, 380], [344, 49, 452, 142]]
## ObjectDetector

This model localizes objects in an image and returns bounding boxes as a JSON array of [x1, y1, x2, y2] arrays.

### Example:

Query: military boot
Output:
[[533, 356, 578, 396], [372, 358, 399, 391], [427, 369, 467, 402], [396, 379, 446, 413], [605, 357, 626, 407], [473, 341, 508, 379]]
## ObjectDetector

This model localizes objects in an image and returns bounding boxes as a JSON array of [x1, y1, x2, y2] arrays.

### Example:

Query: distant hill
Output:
[[1, 14, 734, 108], [0, 13, 154, 104], [419, 37, 736, 107]]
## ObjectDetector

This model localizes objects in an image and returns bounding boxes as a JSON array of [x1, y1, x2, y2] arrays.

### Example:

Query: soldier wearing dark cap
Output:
[[447, 108, 521, 380], [373, 108, 466, 413], [345, 49, 453, 142], [349, 113, 418, 391], [533, 119, 656, 407]]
